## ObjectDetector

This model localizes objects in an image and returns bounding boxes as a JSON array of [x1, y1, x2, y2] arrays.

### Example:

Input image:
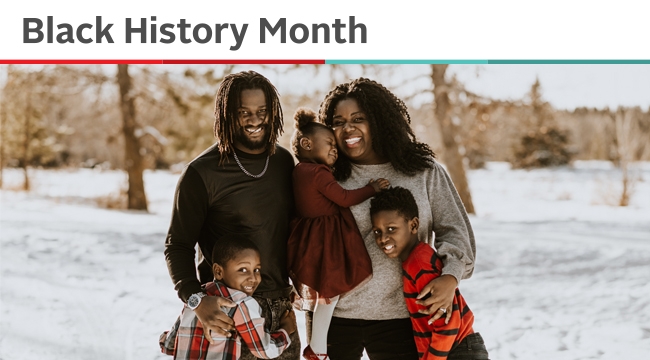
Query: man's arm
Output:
[[164, 166, 236, 340], [164, 165, 209, 301]]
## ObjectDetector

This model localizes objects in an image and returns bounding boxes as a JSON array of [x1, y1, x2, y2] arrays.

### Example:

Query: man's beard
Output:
[[234, 124, 271, 151]]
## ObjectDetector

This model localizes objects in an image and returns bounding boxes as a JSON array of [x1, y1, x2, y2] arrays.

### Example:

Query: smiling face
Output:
[[331, 98, 382, 165], [372, 210, 420, 262], [234, 88, 270, 154], [301, 127, 338, 167], [212, 248, 261, 296]]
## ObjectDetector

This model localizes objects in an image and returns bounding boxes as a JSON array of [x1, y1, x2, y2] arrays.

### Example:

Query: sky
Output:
[[451, 64, 650, 110], [3, 64, 650, 111], [212, 64, 650, 111]]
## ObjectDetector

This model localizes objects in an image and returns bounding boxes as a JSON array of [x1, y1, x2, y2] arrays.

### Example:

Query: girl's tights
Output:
[[310, 295, 340, 356]]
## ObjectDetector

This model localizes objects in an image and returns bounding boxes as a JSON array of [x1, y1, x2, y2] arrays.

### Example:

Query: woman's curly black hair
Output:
[[318, 77, 435, 181], [213, 71, 283, 163]]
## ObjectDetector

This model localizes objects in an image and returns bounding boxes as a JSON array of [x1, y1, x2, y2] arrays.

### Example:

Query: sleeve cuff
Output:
[[279, 329, 291, 346], [179, 282, 203, 303], [440, 259, 464, 285]]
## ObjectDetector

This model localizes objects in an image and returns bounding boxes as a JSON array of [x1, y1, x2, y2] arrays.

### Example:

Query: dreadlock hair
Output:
[[318, 78, 435, 181], [211, 234, 260, 267], [370, 186, 419, 221], [213, 71, 283, 163], [290, 107, 333, 160]]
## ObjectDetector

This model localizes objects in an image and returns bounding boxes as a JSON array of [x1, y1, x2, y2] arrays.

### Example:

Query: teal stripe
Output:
[[489, 60, 650, 64], [325, 60, 650, 65], [325, 60, 488, 64]]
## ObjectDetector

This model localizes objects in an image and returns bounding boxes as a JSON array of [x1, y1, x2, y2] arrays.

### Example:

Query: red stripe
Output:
[[0, 59, 325, 65], [164, 59, 324, 64], [0, 60, 162, 64]]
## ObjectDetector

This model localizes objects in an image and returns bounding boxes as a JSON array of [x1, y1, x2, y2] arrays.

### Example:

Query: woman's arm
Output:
[[428, 160, 476, 282], [418, 160, 476, 321]]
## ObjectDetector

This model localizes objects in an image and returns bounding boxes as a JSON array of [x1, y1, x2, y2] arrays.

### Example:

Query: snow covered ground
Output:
[[1, 162, 649, 360]]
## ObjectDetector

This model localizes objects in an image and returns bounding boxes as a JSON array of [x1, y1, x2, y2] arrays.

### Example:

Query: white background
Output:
[[2, 0, 650, 60]]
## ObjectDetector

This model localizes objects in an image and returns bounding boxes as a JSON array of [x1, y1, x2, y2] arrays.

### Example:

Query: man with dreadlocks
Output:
[[164, 71, 300, 359]]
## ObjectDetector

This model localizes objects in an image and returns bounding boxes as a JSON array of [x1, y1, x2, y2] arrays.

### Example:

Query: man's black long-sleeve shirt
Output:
[[164, 143, 295, 302]]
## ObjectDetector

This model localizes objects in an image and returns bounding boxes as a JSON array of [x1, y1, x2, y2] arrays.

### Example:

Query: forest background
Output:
[[1, 64, 648, 210]]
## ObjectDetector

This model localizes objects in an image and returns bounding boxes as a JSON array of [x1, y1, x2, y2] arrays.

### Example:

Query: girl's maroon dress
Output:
[[287, 162, 374, 304]]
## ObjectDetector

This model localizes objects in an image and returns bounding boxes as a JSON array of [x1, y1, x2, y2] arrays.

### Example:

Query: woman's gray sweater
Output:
[[333, 159, 476, 320]]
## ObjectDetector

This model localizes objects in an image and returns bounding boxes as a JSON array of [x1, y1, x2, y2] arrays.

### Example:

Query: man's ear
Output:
[[409, 217, 420, 234], [299, 137, 312, 151], [212, 263, 224, 281]]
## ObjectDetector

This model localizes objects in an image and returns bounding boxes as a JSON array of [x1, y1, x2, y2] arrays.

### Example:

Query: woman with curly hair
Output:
[[317, 78, 477, 360]]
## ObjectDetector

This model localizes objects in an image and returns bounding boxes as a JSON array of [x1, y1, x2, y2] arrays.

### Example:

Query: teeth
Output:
[[345, 137, 361, 144], [384, 245, 394, 251], [246, 127, 262, 134]]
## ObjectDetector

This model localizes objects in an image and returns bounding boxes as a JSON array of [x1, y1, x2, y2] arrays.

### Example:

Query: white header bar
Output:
[[1, 0, 649, 60]]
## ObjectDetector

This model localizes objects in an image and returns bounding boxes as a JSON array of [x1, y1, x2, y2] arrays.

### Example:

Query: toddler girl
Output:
[[286, 108, 389, 360]]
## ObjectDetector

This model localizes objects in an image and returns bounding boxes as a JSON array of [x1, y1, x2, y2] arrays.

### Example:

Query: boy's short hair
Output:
[[211, 235, 260, 266], [370, 186, 419, 220]]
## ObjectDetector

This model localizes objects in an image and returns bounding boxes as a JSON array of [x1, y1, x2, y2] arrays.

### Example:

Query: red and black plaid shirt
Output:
[[160, 281, 291, 360], [402, 242, 475, 360]]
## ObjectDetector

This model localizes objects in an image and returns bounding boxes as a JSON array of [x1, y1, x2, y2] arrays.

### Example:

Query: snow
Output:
[[1, 163, 649, 359]]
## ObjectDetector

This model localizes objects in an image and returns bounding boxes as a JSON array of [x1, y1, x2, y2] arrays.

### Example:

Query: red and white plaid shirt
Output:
[[160, 281, 291, 360]]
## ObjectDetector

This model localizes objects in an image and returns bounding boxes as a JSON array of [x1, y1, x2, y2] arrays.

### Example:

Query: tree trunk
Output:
[[430, 65, 475, 214], [117, 64, 148, 211], [22, 93, 31, 191], [0, 89, 5, 189], [614, 108, 632, 207]]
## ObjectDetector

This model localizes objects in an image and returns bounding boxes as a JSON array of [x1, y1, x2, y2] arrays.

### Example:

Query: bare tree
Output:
[[21, 91, 33, 190], [613, 107, 643, 206], [430, 64, 475, 214], [3, 67, 48, 191], [117, 64, 148, 211], [0, 67, 6, 188]]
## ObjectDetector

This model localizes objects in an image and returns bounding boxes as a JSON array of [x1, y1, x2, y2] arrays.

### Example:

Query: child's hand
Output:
[[279, 309, 297, 334], [368, 178, 390, 192]]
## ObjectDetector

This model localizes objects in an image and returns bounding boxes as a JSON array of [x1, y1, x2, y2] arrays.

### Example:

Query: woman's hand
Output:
[[416, 274, 457, 325], [194, 296, 237, 343]]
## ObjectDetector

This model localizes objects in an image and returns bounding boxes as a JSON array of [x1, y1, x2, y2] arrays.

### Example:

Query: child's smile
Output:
[[372, 210, 420, 262], [307, 128, 338, 167], [213, 248, 262, 296]]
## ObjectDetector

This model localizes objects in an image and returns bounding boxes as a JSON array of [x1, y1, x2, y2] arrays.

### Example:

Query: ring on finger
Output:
[[438, 307, 447, 313]]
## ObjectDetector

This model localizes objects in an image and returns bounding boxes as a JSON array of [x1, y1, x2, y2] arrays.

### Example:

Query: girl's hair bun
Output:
[[294, 107, 318, 129]]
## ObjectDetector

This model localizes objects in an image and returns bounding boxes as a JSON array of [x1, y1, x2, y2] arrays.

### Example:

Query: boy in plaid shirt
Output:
[[160, 235, 297, 359]]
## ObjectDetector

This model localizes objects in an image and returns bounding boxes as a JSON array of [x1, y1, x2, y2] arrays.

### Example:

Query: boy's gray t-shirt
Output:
[[333, 159, 476, 320]]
